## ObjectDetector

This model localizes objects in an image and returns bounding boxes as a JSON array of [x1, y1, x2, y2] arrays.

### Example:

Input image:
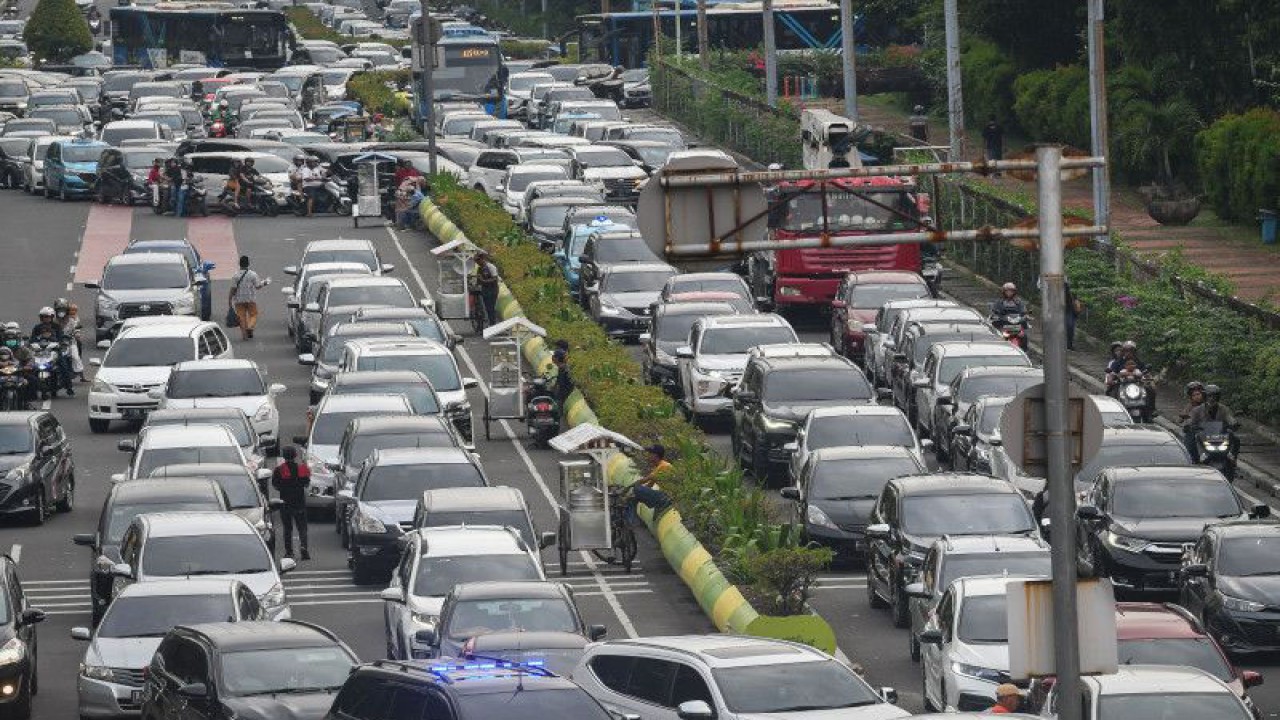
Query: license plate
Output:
[[121, 408, 145, 419], [130, 690, 143, 704]]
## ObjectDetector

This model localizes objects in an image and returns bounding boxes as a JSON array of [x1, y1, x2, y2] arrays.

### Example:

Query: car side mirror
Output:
[[1243, 670, 1264, 688], [257, 468, 273, 481], [675, 700, 714, 720], [336, 488, 354, 499], [110, 563, 134, 579], [381, 263, 396, 274], [292, 435, 308, 446], [1076, 505, 1103, 521], [904, 582, 928, 599], [73, 533, 97, 547], [419, 297, 435, 312], [82, 281, 100, 289], [304, 302, 320, 312], [116, 439, 135, 452], [110, 473, 126, 483], [89, 357, 102, 367], [1252, 503, 1271, 519], [269, 383, 287, 395], [538, 531, 556, 549], [96, 339, 112, 349], [297, 353, 316, 365], [285, 297, 300, 309], [1181, 563, 1209, 578], [463, 377, 479, 389], [876, 388, 894, 401], [178, 682, 208, 699], [864, 523, 890, 539], [830, 299, 846, 309], [278, 557, 297, 574], [18, 609, 45, 627], [675, 346, 693, 359], [589, 624, 607, 641], [735, 390, 756, 403], [781, 441, 798, 452], [70, 626, 92, 641], [414, 627, 437, 645], [935, 396, 953, 406], [379, 587, 404, 603], [779, 487, 800, 501], [283, 265, 299, 275], [880, 687, 898, 705], [952, 424, 971, 436], [918, 628, 943, 645]]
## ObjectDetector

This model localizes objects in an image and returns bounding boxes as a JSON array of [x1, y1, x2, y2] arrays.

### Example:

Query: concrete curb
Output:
[[419, 197, 763, 635]]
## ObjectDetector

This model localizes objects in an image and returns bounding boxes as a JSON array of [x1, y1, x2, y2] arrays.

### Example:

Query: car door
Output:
[[1181, 535, 1212, 615], [35, 416, 65, 505], [147, 636, 187, 716], [866, 487, 896, 595], [114, 525, 141, 597], [385, 538, 416, 659], [911, 546, 941, 637], [921, 586, 955, 706], [669, 663, 717, 717], [176, 641, 216, 720]]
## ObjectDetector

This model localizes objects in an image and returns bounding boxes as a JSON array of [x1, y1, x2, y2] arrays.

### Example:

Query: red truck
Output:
[[745, 175, 929, 312]]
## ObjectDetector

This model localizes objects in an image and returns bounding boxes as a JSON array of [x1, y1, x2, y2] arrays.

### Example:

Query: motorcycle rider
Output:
[[240, 157, 263, 205], [1187, 384, 1239, 462], [989, 282, 1029, 348], [0, 346, 25, 408], [29, 307, 72, 397], [54, 298, 85, 383], [288, 154, 306, 190], [210, 99, 232, 124], [1179, 381, 1206, 458], [3, 322, 35, 405], [299, 156, 325, 215], [1105, 340, 1147, 389]]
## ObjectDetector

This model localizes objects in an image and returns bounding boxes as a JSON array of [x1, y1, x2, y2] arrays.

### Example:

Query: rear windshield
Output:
[[810, 457, 921, 500], [699, 326, 797, 355], [764, 369, 873, 404], [335, 382, 439, 414], [141, 534, 271, 576], [596, 238, 655, 264], [957, 373, 1041, 403], [360, 462, 485, 501], [137, 446, 241, 478], [902, 494, 1035, 536], [601, 269, 674, 294], [354, 354, 460, 391], [421, 510, 531, 546], [348, 430, 454, 465], [849, 283, 930, 308], [167, 369, 264, 398], [807, 416, 914, 450], [328, 285, 413, 308], [98, 594, 235, 638]]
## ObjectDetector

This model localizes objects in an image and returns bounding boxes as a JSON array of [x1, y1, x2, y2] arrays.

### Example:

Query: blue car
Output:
[[555, 218, 628, 297], [43, 138, 108, 200]]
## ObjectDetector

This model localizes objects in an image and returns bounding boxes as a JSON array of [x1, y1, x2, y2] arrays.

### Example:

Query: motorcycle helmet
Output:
[[1204, 384, 1222, 402], [38, 306, 54, 320], [1001, 282, 1017, 292], [1121, 340, 1137, 352], [0, 347, 11, 362], [293, 154, 305, 165], [219, 99, 229, 108], [1185, 381, 1205, 398], [54, 297, 70, 316]]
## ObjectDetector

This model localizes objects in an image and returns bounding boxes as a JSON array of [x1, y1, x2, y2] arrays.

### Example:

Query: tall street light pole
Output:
[[696, 0, 708, 70], [763, 0, 777, 107], [416, 3, 437, 175], [1086, 0, 1111, 240], [839, 0, 857, 120], [943, 0, 965, 161]]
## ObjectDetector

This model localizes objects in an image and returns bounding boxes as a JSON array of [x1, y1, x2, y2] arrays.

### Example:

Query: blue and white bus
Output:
[[109, 4, 291, 70], [410, 21, 505, 124]]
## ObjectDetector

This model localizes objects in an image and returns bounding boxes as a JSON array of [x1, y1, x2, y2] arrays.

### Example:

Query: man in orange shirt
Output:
[[990, 683, 1023, 713]]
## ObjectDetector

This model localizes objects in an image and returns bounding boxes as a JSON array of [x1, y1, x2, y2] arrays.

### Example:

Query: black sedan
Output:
[[1181, 520, 1280, 654], [0, 411, 74, 525], [0, 554, 45, 719]]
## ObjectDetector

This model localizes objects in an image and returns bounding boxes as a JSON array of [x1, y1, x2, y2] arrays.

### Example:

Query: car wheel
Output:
[[88, 418, 109, 434], [56, 475, 74, 512], [867, 567, 888, 608], [891, 576, 910, 628], [921, 672, 937, 712]]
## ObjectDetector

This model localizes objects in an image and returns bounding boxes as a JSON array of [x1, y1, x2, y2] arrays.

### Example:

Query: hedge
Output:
[[347, 70, 412, 117], [961, 38, 1017, 129], [1011, 64, 1091, 149], [1194, 108, 1280, 222], [286, 7, 409, 47]]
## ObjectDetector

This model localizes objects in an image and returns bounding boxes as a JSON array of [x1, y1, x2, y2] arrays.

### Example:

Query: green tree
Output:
[[24, 0, 92, 65], [1109, 65, 1203, 184]]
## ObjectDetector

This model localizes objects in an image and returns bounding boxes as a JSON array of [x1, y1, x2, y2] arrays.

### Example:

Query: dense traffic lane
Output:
[[0, 190, 710, 720]]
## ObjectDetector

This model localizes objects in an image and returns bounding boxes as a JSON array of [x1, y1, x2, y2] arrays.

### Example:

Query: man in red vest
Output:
[[271, 445, 311, 560]]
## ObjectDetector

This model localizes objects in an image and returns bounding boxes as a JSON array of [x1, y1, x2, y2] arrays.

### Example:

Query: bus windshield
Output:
[[435, 42, 502, 98]]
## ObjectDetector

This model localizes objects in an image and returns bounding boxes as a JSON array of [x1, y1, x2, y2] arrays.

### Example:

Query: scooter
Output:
[[151, 177, 208, 216], [1196, 420, 1239, 480], [288, 176, 352, 217], [993, 313, 1029, 350], [1115, 375, 1153, 423], [922, 257, 943, 297], [524, 376, 560, 447], [0, 364, 27, 411], [29, 339, 68, 399], [222, 177, 278, 217]]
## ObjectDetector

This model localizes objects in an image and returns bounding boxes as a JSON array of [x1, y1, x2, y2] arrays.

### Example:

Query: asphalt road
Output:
[[0, 189, 711, 720]]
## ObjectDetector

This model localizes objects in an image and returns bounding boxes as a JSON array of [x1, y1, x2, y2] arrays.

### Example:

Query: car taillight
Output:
[[533, 402, 552, 412]]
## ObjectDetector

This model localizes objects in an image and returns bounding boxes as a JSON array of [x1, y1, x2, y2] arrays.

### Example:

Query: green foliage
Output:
[[347, 70, 411, 117], [286, 7, 407, 46], [500, 39, 556, 60], [960, 37, 1017, 128], [1109, 65, 1203, 184], [24, 0, 92, 65], [1194, 108, 1280, 221], [745, 545, 835, 616], [1011, 65, 1090, 148]]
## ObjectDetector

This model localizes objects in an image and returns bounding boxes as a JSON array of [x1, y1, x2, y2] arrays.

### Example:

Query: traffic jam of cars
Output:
[[0, 2, 1275, 720]]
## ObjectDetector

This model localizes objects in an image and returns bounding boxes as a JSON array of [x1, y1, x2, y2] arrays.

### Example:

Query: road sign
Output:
[[636, 150, 769, 262], [1007, 577, 1118, 679], [999, 382, 1104, 479]]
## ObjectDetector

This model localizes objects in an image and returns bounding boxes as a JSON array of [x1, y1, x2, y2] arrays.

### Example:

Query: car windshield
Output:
[[0, 81, 25, 97], [957, 374, 1042, 403], [1097, 693, 1248, 720], [1116, 638, 1232, 682], [0, 426, 31, 454], [314, 409, 403, 446], [808, 416, 914, 450], [141, 534, 271, 576], [103, 126, 159, 143], [509, 169, 568, 192], [349, 431, 453, 466], [657, 311, 724, 346], [98, 594, 236, 638], [976, 400, 1011, 435], [531, 203, 577, 230], [781, 190, 918, 233], [939, 553, 1050, 589], [354, 355, 460, 391], [850, 283, 931, 309], [32, 107, 82, 124], [137, 446, 241, 478], [595, 238, 654, 264], [219, 647, 354, 697], [328, 285, 413, 308], [304, 250, 378, 270], [699, 326, 797, 355], [764, 369, 873, 404], [194, 473, 260, 508], [958, 594, 1008, 643], [902, 494, 1035, 536], [812, 458, 921, 500], [1075, 442, 1191, 487], [107, 501, 220, 542], [1218, 536, 1280, 576], [137, 113, 183, 131], [447, 598, 577, 640], [322, 70, 352, 84], [104, 74, 147, 91], [1111, 477, 1239, 518], [422, 510, 531, 546], [631, 145, 671, 167], [336, 383, 439, 414], [0, 138, 27, 156], [576, 149, 632, 167], [105, 338, 194, 368], [413, 554, 541, 597], [167, 369, 264, 398], [362, 463, 485, 501], [669, 278, 743, 296], [124, 150, 169, 169], [457, 687, 612, 720], [442, 115, 488, 135], [711, 660, 880, 713], [60, 144, 102, 163], [938, 355, 1028, 385], [625, 128, 682, 146], [102, 262, 189, 290]]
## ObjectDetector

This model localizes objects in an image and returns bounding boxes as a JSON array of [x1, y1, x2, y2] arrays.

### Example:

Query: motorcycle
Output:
[[222, 177, 278, 217], [0, 364, 27, 411], [993, 313, 1029, 350], [29, 339, 68, 399], [1196, 420, 1238, 481], [1115, 375, 1153, 423], [524, 376, 560, 447], [209, 119, 229, 138], [287, 176, 352, 217], [151, 177, 208, 216], [922, 258, 943, 297]]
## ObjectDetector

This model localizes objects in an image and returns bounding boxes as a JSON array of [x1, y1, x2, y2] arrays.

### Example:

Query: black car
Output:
[[732, 354, 877, 484], [74, 478, 229, 624], [420, 580, 605, 660], [1181, 520, 1280, 654], [641, 301, 738, 394], [0, 554, 45, 720], [781, 445, 925, 559], [600, 139, 672, 174], [949, 395, 1012, 474], [0, 137, 29, 189], [95, 147, 171, 205], [576, 229, 656, 304], [142, 620, 358, 720], [325, 658, 616, 720], [932, 365, 1043, 464], [865, 473, 1039, 627], [0, 411, 75, 525], [1077, 466, 1267, 595]]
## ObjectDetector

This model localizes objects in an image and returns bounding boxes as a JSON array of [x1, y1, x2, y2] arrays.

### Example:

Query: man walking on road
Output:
[[230, 255, 269, 340], [271, 445, 311, 560]]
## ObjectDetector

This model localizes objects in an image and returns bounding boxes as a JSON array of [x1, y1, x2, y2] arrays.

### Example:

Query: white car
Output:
[[676, 314, 798, 420], [506, 71, 555, 117], [87, 319, 234, 433], [21, 134, 72, 191], [567, 145, 647, 205], [337, 338, 478, 443], [786, 405, 927, 482], [295, 393, 414, 511], [109, 512, 294, 620], [497, 163, 570, 216], [299, 275, 425, 347], [183, 151, 293, 206], [117, 423, 249, 481], [379, 525, 544, 660], [154, 359, 285, 453], [283, 261, 373, 341], [464, 148, 518, 196], [919, 574, 1046, 712], [1040, 664, 1254, 719]]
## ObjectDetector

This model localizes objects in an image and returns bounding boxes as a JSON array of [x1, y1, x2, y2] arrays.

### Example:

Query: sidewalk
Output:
[[856, 98, 1280, 304]]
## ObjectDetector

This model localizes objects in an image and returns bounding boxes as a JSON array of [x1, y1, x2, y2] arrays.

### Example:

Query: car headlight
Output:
[[806, 504, 838, 530], [253, 403, 273, 422], [760, 416, 797, 433], [172, 294, 194, 311], [1121, 383, 1143, 401], [261, 582, 285, 609], [98, 295, 119, 312], [778, 285, 802, 297], [411, 612, 437, 626], [974, 445, 992, 464], [355, 508, 387, 534], [0, 638, 26, 666], [5, 466, 28, 483], [1105, 530, 1149, 552], [80, 662, 112, 681], [1220, 593, 1266, 613], [951, 661, 1004, 683], [598, 304, 621, 317]]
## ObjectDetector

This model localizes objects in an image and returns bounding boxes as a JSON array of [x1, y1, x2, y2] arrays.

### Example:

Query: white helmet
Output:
[[38, 306, 54, 317]]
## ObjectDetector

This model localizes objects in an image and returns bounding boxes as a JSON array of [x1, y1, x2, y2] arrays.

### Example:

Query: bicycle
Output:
[[590, 486, 638, 573], [468, 286, 488, 335]]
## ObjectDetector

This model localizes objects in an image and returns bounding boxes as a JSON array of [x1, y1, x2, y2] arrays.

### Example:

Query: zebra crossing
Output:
[[22, 561, 653, 617]]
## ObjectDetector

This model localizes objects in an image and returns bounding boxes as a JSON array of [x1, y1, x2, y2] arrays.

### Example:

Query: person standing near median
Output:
[[229, 255, 270, 340], [271, 445, 310, 560]]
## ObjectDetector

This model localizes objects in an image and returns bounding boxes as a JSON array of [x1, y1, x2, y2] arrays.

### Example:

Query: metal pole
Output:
[[839, 0, 857, 120], [1038, 144, 1082, 720], [652, 0, 660, 57], [416, 7, 437, 174], [943, 0, 965, 161], [1086, 0, 1111, 241], [763, 0, 777, 107], [542, 0, 548, 40], [675, 2, 683, 60], [696, 0, 708, 70]]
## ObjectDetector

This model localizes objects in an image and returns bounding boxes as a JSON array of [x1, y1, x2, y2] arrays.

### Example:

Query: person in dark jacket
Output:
[[271, 445, 311, 560]]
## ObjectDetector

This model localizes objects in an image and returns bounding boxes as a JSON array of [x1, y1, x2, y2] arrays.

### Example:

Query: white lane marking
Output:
[[65, 282, 72, 292], [69, 265, 76, 275], [386, 226, 641, 639], [810, 583, 868, 590], [7, 545, 18, 563], [40, 399, 50, 410]]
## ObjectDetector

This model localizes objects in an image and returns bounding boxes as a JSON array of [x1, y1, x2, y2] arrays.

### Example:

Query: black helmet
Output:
[[1185, 381, 1205, 397], [54, 298, 70, 313], [1204, 384, 1222, 401]]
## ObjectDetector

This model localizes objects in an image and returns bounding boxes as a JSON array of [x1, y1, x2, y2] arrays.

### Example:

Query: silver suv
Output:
[[85, 253, 203, 340]]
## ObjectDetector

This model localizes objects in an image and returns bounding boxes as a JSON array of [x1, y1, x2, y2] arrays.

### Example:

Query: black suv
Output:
[[0, 411, 75, 526], [641, 301, 737, 394], [865, 473, 1039, 627], [142, 620, 357, 720], [325, 658, 615, 720], [1180, 520, 1280, 654], [419, 580, 606, 660], [732, 353, 876, 483], [0, 554, 45, 720], [1077, 466, 1267, 594]]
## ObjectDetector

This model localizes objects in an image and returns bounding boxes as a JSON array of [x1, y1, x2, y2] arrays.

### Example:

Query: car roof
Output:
[[891, 472, 1022, 496], [414, 525, 527, 556], [756, 355, 857, 372], [315, 393, 413, 412], [355, 306, 432, 319], [934, 341, 1027, 357], [809, 445, 919, 463], [450, 580, 566, 601], [0, 411, 39, 426], [111, 478, 223, 502], [106, 251, 187, 266], [699, 313, 790, 329], [602, 262, 675, 274], [148, 462, 253, 478], [1084, 665, 1234, 695], [933, 534, 1049, 554], [809, 405, 905, 420], [115, 319, 207, 339], [303, 238, 375, 251], [601, 635, 828, 667], [1114, 603, 1205, 640], [371, 447, 473, 465], [957, 365, 1043, 380], [324, 276, 405, 288], [140, 511, 255, 537], [347, 338, 450, 355], [956, 574, 1047, 596], [171, 358, 258, 372], [466, 630, 588, 651], [422, 486, 525, 511], [1206, 519, 1280, 538], [329, 321, 415, 337], [349, 415, 451, 434], [178, 620, 340, 651], [845, 270, 928, 284], [332, 370, 431, 385], [139, 423, 236, 447], [115, 577, 243, 599]]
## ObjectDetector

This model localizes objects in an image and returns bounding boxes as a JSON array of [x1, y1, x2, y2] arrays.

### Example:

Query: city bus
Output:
[[575, 1, 841, 68], [109, 4, 292, 70], [410, 23, 505, 124]]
